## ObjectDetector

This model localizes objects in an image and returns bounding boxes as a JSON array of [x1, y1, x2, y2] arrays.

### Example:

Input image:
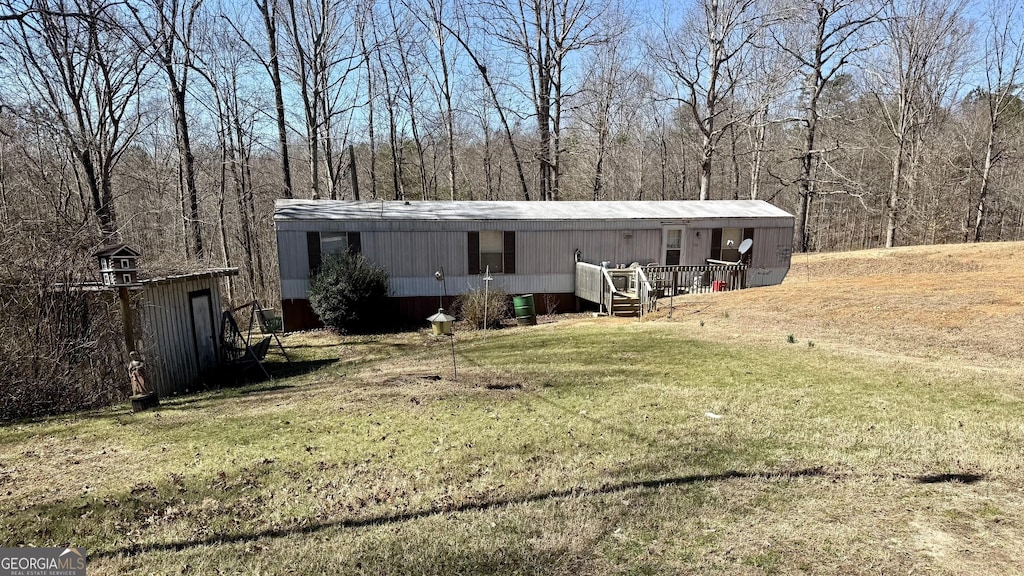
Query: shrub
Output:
[[1, 231, 125, 421], [456, 287, 511, 329], [309, 252, 389, 334]]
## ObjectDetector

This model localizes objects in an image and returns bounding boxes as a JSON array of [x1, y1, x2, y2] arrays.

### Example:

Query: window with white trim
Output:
[[479, 231, 504, 273]]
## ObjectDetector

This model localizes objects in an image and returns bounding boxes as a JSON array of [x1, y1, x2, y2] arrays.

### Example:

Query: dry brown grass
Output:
[[651, 241, 1024, 372]]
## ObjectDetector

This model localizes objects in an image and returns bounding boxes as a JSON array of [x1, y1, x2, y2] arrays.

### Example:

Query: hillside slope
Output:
[[651, 242, 1024, 372]]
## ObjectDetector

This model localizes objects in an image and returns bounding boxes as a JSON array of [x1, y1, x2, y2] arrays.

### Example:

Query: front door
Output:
[[189, 290, 218, 374], [662, 227, 684, 265]]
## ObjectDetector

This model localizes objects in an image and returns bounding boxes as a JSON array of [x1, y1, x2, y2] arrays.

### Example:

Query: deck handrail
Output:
[[635, 266, 656, 317]]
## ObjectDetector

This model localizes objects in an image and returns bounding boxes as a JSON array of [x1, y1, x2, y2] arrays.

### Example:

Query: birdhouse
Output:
[[94, 244, 142, 287], [426, 308, 455, 336]]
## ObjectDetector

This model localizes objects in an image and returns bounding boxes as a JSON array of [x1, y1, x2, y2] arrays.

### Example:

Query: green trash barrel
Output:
[[513, 294, 537, 326]]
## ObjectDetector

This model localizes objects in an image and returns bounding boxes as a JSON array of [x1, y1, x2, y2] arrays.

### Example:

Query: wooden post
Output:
[[120, 285, 159, 411], [118, 286, 136, 353]]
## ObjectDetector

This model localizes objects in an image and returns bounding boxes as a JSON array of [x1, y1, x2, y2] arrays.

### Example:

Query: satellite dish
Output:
[[434, 270, 444, 282], [738, 238, 753, 255]]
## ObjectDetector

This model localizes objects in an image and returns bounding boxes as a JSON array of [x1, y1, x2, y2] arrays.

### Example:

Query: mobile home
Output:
[[274, 200, 794, 331]]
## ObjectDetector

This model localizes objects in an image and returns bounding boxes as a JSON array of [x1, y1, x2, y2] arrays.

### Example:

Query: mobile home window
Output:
[[711, 228, 754, 262], [467, 231, 516, 275], [306, 231, 362, 276], [320, 232, 362, 257], [479, 231, 504, 273]]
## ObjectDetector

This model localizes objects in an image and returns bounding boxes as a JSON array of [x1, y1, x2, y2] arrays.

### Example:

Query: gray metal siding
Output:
[[139, 277, 223, 397], [365, 231, 468, 276], [751, 227, 794, 269], [684, 228, 712, 266], [277, 230, 310, 280], [518, 230, 661, 274], [275, 218, 794, 300], [280, 228, 662, 284], [391, 273, 574, 297]]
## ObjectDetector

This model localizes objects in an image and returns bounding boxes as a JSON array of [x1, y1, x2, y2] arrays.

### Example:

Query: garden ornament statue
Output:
[[128, 351, 152, 396]]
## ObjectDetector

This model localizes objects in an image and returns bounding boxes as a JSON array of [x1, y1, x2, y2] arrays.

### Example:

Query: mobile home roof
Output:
[[274, 199, 793, 222]]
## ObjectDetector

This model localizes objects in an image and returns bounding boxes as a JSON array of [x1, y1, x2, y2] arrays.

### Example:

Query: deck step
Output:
[[611, 296, 641, 318]]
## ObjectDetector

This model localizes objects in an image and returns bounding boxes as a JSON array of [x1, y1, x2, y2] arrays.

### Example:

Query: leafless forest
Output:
[[1, 0, 1023, 415]]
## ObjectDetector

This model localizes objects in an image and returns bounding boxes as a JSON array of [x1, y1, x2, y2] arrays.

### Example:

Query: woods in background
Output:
[[1, 0, 1023, 309]]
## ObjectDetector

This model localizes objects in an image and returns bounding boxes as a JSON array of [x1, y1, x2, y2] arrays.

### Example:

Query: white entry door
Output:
[[661, 227, 685, 265], [190, 291, 218, 373]]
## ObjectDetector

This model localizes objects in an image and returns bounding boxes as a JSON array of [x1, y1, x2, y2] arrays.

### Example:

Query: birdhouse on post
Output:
[[94, 244, 142, 287]]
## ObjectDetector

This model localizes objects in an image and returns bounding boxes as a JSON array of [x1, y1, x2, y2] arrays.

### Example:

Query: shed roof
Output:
[[53, 269, 238, 292], [140, 268, 238, 286], [274, 200, 793, 222]]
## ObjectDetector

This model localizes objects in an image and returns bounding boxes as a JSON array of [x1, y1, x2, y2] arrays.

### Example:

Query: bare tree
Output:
[[441, 10, 531, 200], [964, 0, 1024, 242], [576, 15, 638, 201], [652, 0, 765, 200], [2, 0, 145, 241], [868, 0, 970, 248], [253, 0, 294, 199], [384, 0, 428, 199], [413, 0, 459, 200], [484, 0, 607, 200], [127, 0, 207, 259], [357, 7, 378, 198], [774, 0, 878, 251], [281, 0, 361, 200]]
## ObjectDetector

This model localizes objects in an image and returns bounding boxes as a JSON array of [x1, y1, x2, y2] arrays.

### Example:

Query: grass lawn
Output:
[[3, 243, 1024, 574]]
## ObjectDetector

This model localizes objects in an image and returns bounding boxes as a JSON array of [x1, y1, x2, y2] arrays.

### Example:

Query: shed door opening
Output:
[[190, 290, 217, 374]]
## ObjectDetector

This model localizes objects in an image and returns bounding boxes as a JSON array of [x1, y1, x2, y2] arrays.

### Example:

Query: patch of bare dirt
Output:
[[649, 242, 1024, 372]]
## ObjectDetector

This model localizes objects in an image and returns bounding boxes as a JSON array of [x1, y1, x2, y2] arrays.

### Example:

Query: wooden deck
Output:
[[576, 262, 748, 318]]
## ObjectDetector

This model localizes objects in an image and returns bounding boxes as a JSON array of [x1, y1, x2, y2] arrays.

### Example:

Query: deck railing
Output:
[[642, 264, 747, 296], [575, 262, 644, 315], [576, 262, 746, 317]]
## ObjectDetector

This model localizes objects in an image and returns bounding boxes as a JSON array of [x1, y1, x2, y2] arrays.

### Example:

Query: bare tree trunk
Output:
[[217, 138, 234, 303], [972, 130, 995, 242], [284, 0, 320, 199], [728, 122, 741, 199], [255, 0, 293, 199], [129, 0, 206, 258], [359, 18, 378, 199], [749, 104, 766, 200], [442, 21, 531, 200], [885, 137, 906, 248], [387, 0, 428, 200], [482, 110, 495, 200], [170, 85, 203, 258]]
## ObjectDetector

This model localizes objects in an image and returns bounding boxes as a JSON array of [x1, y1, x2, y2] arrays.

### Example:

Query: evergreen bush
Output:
[[309, 252, 389, 333]]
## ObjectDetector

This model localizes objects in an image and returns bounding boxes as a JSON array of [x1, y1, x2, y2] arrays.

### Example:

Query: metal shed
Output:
[[136, 269, 237, 396], [274, 200, 795, 330]]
